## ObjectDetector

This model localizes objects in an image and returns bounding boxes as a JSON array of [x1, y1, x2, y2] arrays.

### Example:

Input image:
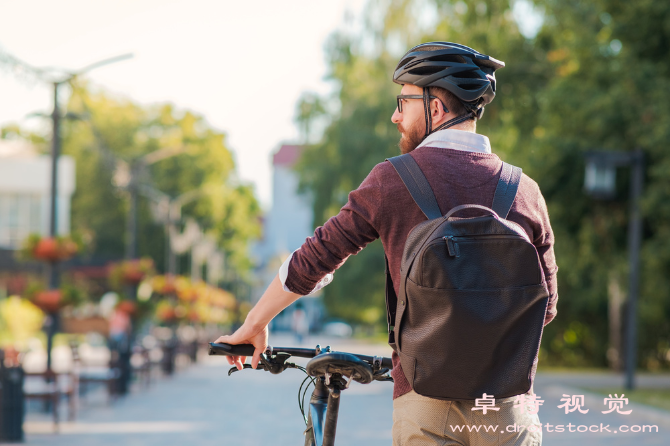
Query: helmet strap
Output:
[[421, 88, 476, 141], [431, 113, 476, 133], [422, 88, 432, 140]]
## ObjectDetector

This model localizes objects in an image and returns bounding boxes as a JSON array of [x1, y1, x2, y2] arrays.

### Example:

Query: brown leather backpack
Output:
[[385, 154, 549, 400]]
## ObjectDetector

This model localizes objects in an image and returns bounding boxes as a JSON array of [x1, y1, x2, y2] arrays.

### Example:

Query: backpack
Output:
[[385, 154, 549, 400]]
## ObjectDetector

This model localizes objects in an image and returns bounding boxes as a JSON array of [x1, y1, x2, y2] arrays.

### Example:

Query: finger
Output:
[[214, 335, 232, 344], [226, 355, 234, 365], [251, 348, 262, 370], [234, 356, 245, 371]]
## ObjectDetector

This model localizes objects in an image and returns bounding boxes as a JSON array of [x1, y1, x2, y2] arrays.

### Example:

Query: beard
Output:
[[397, 120, 425, 154]]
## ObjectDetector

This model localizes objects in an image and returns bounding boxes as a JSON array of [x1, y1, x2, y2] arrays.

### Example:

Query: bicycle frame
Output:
[[208, 342, 392, 446], [305, 377, 341, 446]]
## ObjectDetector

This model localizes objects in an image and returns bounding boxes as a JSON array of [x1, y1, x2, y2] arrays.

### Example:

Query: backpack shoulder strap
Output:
[[384, 254, 397, 344], [491, 162, 522, 219], [387, 154, 442, 220]]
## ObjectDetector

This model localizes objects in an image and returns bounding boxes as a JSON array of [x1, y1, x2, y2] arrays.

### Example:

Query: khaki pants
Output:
[[392, 390, 542, 446]]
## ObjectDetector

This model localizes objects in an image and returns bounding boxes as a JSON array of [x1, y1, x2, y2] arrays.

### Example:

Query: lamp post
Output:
[[1, 51, 133, 372], [111, 146, 190, 261], [108, 147, 188, 394], [166, 189, 204, 275], [138, 185, 204, 275], [584, 149, 644, 390], [46, 54, 134, 246], [46, 55, 133, 374]]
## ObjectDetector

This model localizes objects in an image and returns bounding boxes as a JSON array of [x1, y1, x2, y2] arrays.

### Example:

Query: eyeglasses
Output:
[[396, 94, 447, 113]]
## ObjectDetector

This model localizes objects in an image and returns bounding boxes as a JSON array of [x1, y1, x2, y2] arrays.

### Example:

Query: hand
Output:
[[214, 323, 268, 371]]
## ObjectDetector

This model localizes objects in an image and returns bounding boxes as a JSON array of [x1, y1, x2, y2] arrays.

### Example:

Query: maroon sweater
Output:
[[285, 146, 558, 399]]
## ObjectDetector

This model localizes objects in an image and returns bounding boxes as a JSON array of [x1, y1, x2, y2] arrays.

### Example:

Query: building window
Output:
[[0, 193, 43, 249]]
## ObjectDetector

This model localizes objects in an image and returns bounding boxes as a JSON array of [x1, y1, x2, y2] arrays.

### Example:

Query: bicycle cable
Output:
[[298, 373, 315, 424]]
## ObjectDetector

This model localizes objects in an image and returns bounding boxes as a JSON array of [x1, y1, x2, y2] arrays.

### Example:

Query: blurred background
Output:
[[0, 0, 669, 444]]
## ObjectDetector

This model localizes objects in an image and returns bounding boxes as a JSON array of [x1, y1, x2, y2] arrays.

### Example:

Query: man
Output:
[[216, 42, 557, 445]]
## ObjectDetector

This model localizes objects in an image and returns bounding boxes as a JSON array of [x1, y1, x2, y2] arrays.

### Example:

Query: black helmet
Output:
[[393, 42, 504, 121]]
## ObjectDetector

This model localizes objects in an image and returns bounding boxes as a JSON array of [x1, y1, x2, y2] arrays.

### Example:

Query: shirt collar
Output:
[[416, 129, 491, 154]]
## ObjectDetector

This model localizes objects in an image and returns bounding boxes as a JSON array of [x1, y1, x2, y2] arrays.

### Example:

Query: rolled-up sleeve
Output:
[[511, 176, 558, 326], [284, 165, 383, 295]]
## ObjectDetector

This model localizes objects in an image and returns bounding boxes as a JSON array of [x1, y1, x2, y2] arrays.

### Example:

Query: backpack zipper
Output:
[[445, 236, 460, 257], [443, 234, 525, 258]]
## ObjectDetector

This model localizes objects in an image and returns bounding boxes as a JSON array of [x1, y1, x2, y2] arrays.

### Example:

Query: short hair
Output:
[[428, 86, 470, 118]]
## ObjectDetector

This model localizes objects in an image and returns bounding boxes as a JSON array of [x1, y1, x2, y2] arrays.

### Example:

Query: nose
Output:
[[391, 107, 402, 124]]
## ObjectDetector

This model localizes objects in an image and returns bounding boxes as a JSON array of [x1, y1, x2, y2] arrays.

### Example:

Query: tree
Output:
[[528, 0, 670, 369], [2, 82, 261, 285], [295, 0, 541, 328], [295, 0, 670, 369]]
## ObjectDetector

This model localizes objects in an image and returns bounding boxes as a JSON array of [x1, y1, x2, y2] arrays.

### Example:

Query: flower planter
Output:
[[109, 258, 155, 287], [187, 309, 200, 323], [33, 238, 60, 262], [26, 235, 81, 263], [32, 290, 62, 313], [117, 300, 137, 316], [152, 275, 177, 295], [61, 316, 110, 336], [156, 306, 177, 323], [123, 270, 145, 284]]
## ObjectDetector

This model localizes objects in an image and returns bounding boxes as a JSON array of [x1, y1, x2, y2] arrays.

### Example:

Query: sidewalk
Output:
[[533, 372, 670, 445], [22, 335, 395, 446], [19, 337, 670, 445]]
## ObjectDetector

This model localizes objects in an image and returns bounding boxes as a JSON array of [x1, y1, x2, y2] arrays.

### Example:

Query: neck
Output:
[[432, 118, 476, 133]]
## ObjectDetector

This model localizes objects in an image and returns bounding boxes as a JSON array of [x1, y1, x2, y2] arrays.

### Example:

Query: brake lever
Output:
[[227, 353, 296, 376], [372, 368, 394, 382], [260, 352, 294, 374], [373, 374, 393, 382], [227, 364, 267, 376]]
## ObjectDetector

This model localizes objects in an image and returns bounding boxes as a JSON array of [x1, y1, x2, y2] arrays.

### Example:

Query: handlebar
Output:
[[208, 342, 256, 357], [208, 342, 393, 369]]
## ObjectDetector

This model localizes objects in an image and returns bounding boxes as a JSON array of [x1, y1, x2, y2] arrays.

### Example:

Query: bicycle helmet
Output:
[[393, 42, 505, 139]]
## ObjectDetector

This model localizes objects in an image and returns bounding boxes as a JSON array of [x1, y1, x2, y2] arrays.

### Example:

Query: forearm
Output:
[[285, 167, 382, 295], [245, 274, 301, 329]]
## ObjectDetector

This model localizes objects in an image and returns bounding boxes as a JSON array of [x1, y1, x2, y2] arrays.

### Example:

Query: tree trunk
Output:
[[607, 272, 623, 371]]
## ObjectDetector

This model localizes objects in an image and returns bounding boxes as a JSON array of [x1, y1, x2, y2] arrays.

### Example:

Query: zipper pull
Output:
[[444, 236, 460, 257]]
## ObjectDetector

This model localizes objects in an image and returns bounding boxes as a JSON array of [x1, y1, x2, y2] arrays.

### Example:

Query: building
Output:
[[252, 144, 323, 334], [260, 145, 314, 258], [0, 139, 75, 278]]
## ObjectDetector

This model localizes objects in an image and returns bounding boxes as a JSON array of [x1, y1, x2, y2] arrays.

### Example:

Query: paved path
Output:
[[20, 337, 670, 445], [23, 336, 395, 446], [533, 374, 669, 445]]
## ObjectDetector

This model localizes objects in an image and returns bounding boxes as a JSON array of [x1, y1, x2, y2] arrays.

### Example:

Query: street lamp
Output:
[[1, 51, 133, 373], [107, 147, 188, 395], [584, 159, 617, 199], [111, 146, 189, 260], [47, 54, 134, 258], [46, 55, 133, 374], [139, 185, 207, 275], [583, 149, 644, 390]]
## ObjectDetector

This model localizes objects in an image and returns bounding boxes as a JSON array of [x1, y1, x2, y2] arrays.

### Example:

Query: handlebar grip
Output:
[[209, 342, 256, 357], [381, 357, 393, 369]]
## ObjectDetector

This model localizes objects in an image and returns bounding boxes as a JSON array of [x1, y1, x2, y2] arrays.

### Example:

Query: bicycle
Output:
[[209, 342, 393, 446]]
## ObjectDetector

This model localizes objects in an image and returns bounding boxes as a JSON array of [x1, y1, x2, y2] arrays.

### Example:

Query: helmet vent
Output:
[[451, 71, 480, 79], [396, 56, 416, 70], [429, 54, 467, 64], [408, 66, 443, 76], [459, 83, 484, 91]]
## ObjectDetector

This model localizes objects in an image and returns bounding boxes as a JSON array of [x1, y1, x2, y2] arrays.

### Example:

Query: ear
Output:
[[431, 98, 448, 121]]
